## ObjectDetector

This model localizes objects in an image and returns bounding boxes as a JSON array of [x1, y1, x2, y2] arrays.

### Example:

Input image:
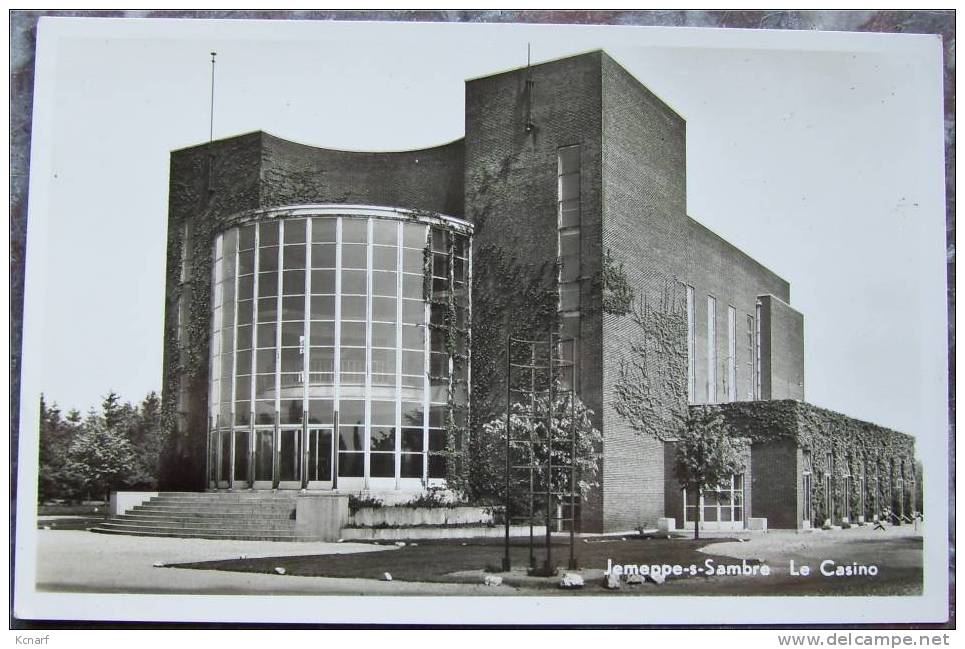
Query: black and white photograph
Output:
[[10, 11, 952, 628]]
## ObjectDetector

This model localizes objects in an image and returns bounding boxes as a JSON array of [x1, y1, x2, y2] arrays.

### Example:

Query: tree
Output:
[[65, 416, 139, 503], [471, 388, 602, 519], [674, 411, 748, 539]]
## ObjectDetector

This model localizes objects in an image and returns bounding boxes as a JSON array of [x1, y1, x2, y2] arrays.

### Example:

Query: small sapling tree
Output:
[[674, 411, 748, 540]]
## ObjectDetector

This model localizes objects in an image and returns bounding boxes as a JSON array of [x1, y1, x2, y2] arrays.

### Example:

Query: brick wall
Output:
[[750, 439, 799, 529], [464, 51, 606, 530], [758, 294, 805, 400]]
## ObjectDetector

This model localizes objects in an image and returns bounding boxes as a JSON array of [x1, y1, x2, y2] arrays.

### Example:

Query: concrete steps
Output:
[[89, 491, 318, 542]]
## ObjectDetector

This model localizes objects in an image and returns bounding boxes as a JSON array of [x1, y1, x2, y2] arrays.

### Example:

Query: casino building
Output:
[[160, 50, 918, 533]]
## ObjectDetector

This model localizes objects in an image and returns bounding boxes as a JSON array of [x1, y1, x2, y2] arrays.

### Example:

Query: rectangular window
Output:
[[706, 296, 717, 403], [727, 305, 737, 402], [557, 144, 581, 393], [745, 314, 756, 400], [755, 300, 762, 399], [685, 285, 696, 403]]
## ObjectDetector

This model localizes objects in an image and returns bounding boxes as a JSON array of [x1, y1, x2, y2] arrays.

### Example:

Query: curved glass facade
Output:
[[207, 209, 471, 491]]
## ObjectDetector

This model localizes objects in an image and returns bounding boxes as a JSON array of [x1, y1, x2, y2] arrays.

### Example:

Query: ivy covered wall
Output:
[[690, 400, 918, 527]]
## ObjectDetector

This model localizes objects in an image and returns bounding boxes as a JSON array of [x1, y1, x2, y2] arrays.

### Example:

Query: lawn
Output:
[[168, 532, 923, 596]]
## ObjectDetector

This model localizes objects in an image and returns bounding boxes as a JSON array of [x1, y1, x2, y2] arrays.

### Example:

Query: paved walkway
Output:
[[34, 530, 512, 595]]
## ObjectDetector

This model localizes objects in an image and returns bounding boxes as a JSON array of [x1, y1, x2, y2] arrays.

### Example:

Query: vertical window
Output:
[[558, 144, 581, 393], [754, 301, 762, 400], [706, 296, 717, 403], [745, 314, 756, 400], [802, 450, 813, 524], [825, 452, 834, 521], [727, 305, 737, 402], [685, 285, 696, 403]]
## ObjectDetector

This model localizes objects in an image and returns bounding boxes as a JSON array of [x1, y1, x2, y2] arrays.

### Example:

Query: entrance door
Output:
[[232, 428, 251, 488], [306, 427, 334, 489], [277, 427, 302, 489], [217, 429, 231, 488], [252, 427, 274, 489], [683, 474, 745, 531]]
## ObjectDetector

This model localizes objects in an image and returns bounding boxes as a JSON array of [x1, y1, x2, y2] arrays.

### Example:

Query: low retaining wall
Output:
[[340, 525, 546, 541], [295, 494, 350, 541], [350, 506, 493, 528], [109, 492, 158, 515]]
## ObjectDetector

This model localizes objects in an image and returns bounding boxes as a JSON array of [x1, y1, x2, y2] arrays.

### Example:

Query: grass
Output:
[[167, 533, 923, 596]]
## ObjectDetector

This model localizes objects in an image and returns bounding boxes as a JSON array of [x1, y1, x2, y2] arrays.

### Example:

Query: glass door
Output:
[[252, 427, 274, 489], [306, 427, 334, 489], [277, 427, 302, 489], [232, 428, 250, 488], [217, 429, 231, 488]]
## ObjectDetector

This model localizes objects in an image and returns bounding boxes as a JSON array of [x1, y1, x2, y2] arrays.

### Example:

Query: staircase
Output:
[[90, 492, 309, 542]]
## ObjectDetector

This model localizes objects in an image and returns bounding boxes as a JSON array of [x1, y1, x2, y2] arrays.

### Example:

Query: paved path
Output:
[[35, 530, 512, 595]]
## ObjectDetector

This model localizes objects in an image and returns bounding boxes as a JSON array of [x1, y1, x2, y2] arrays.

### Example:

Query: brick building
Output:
[[162, 50, 917, 533]]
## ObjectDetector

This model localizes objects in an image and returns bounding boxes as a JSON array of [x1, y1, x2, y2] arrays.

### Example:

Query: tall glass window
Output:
[[745, 314, 756, 400], [207, 211, 471, 490], [558, 144, 581, 392], [727, 305, 737, 402], [706, 295, 717, 403], [685, 285, 696, 403]]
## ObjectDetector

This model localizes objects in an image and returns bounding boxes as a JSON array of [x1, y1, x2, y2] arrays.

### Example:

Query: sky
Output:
[[24, 18, 945, 444]]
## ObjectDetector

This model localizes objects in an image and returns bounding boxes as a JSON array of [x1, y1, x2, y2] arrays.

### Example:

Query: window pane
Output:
[[430, 303, 446, 326], [401, 401, 424, 427], [559, 172, 580, 201], [342, 296, 367, 320], [373, 220, 398, 246], [259, 222, 279, 246], [340, 322, 366, 347], [255, 349, 276, 373], [402, 248, 423, 273], [401, 324, 423, 349], [236, 325, 253, 351], [312, 218, 337, 243], [431, 229, 448, 253], [237, 301, 253, 326], [370, 399, 395, 424], [281, 348, 303, 373], [311, 269, 336, 295], [339, 400, 365, 426], [283, 244, 306, 269], [278, 321, 301, 347], [371, 322, 396, 348], [255, 400, 275, 425], [560, 283, 580, 310], [402, 350, 424, 375], [341, 269, 368, 295], [239, 225, 255, 250], [560, 199, 580, 228], [402, 223, 426, 248], [371, 427, 395, 451], [239, 250, 255, 275], [560, 230, 580, 257], [432, 254, 449, 278], [238, 275, 254, 300], [338, 452, 364, 476], [559, 146, 580, 174], [402, 274, 422, 299], [282, 296, 305, 321], [373, 271, 397, 297], [341, 219, 368, 243], [310, 322, 335, 346], [259, 246, 279, 272], [257, 322, 277, 348], [371, 349, 396, 375], [279, 399, 303, 424], [235, 350, 252, 375], [310, 295, 336, 320], [258, 271, 278, 297], [311, 244, 336, 268], [370, 453, 395, 477], [401, 428, 423, 452], [401, 454, 423, 478], [373, 248, 397, 271], [307, 399, 333, 424], [372, 297, 397, 322], [339, 426, 364, 451], [283, 219, 306, 244], [561, 255, 581, 282], [282, 270, 306, 296], [402, 299, 424, 324], [309, 347, 335, 373], [340, 348, 366, 375], [257, 297, 276, 323]]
